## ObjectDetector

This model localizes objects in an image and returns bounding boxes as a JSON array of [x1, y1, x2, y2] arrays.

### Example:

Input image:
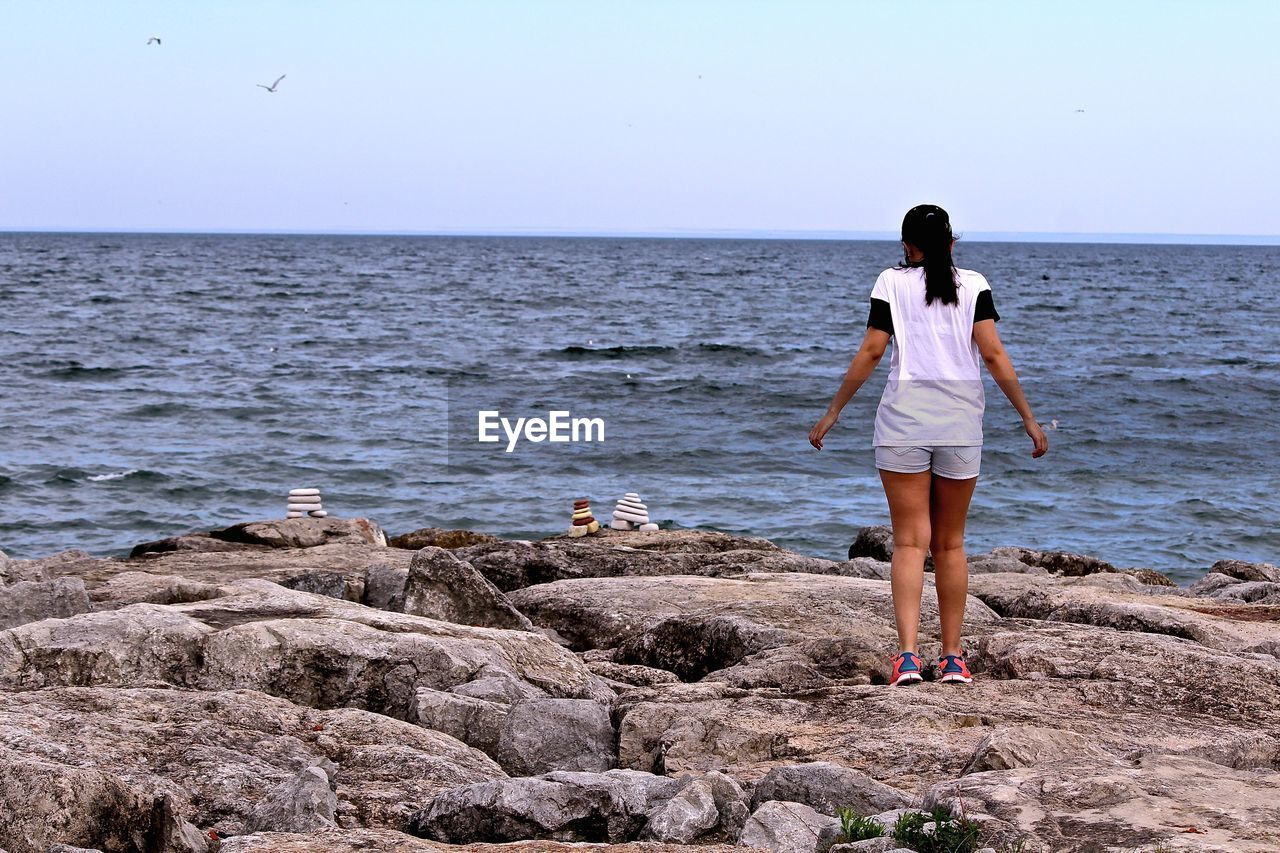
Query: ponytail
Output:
[[897, 204, 958, 306]]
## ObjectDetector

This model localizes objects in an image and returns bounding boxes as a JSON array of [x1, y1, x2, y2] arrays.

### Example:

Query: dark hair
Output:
[[897, 203, 958, 306]]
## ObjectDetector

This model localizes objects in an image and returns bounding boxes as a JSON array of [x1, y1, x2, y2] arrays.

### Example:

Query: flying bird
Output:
[[257, 74, 286, 93], [147, 36, 161, 45], [1074, 108, 1086, 113]]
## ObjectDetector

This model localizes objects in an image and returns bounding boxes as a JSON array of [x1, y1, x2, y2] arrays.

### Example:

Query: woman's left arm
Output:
[[808, 327, 891, 449]]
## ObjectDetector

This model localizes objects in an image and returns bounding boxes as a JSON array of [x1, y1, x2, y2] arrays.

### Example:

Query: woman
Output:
[[808, 204, 1047, 686]]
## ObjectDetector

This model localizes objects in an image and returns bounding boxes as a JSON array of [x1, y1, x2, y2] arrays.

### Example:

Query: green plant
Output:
[[836, 806, 885, 842], [892, 805, 983, 853]]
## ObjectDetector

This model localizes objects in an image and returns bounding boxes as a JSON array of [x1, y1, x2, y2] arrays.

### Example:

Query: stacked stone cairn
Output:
[[568, 498, 601, 538], [609, 492, 659, 532], [286, 488, 328, 519]]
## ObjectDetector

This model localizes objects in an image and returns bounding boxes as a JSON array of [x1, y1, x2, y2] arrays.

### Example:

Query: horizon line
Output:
[[2, 225, 1279, 246]]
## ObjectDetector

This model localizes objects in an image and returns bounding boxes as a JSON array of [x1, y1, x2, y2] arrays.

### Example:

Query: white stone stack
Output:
[[286, 488, 328, 519], [609, 492, 659, 532]]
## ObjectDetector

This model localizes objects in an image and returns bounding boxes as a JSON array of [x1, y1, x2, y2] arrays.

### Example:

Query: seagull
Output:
[[257, 74, 286, 93], [146, 36, 161, 45], [1074, 108, 1085, 113]]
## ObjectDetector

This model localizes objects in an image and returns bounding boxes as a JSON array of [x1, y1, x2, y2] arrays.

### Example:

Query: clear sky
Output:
[[1, 1, 1277, 238]]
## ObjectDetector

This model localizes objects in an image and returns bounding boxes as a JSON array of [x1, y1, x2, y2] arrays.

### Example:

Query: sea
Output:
[[1, 233, 1277, 583]]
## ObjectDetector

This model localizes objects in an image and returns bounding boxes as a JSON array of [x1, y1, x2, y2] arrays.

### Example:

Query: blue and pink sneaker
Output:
[[889, 651, 924, 686], [937, 652, 974, 684]]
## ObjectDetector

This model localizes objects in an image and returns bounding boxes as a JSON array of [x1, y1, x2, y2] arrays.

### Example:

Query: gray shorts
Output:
[[874, 445, 981, 479]]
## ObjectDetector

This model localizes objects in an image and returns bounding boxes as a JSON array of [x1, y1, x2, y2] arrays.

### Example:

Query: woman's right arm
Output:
[[973, 319, 1048, 458]]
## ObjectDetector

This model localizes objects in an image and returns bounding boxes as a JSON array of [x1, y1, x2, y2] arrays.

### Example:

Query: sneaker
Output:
[[889, 651, 924, 686], [937, 652, 973, 684]]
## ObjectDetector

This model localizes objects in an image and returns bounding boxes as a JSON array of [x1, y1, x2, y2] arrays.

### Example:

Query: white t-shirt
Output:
[[869, 266, 992, 447]]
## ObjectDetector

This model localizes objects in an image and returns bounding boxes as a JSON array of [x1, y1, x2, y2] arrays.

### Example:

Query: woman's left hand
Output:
[[809, 410, 839, 450]]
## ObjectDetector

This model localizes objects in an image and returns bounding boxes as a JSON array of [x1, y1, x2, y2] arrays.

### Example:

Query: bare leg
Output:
[[878, 469, 933, 654], [929, 473, 978, 657]]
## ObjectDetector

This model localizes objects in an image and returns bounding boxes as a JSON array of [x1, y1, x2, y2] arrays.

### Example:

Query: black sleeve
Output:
[[974, 289, 1000, 322], [867, 298, 894, 335]]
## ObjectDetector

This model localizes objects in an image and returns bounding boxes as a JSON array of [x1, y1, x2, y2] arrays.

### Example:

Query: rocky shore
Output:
[[1, 517, 1278, 853]]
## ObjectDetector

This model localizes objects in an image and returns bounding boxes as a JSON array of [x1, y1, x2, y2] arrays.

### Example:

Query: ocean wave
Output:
[[552, 342, 766, 359], [37, 361, 148, 379], [82, 469, 167, 484], [124, 402, 193, 418], [87, 469, 140, 481], [555, 344, 676, 359]]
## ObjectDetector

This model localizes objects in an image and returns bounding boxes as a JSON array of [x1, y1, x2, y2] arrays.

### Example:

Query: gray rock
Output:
[[47, 845, 107, 853], [362, 561, 407, 611], [2, 550, 105, 587], [833, 558, 894, 580], [218, 828, 749, 851], [830, 839, 910, 853], [244, 764, 337, 833], [407, 771, 647, 842], [458, 537, 839, 595], [966, 553, 1050, 575], [0, 577, 92, 629], [991, 546, 1116, 576], [118, 542, 414, 602], [600, 767, 686, 804], [966, 571, 1267, 652], [413, 686, 508, 755], [0, 580, 612, 716], [209, 517, 387, 549], [587, 658, 681, 686], [616, 614, 789, 681], [703, 769, 750, 837], [964, 725, 1113, 773], [751, 762, 910, 816], [389, 527, 503, 550], [0, 686, 502, 843], [1189, 572, 1245, 597], [739, 800, 842, 853], [643, 778, 718, 842], [1209, 559, 1280, 584], [450, 673, 547, 704], [275, 570, 355, 601], [549, 527, 782, 554], [129, 531, 261, 557], [402, 547, 533, 631], [88, 572, 223, 610], [0, 755, 206, 853], [924, 753, 1280, 851], [495, 698, 615, 775], [1120, 567, 1177, 587], [848, 526, 894, 562]]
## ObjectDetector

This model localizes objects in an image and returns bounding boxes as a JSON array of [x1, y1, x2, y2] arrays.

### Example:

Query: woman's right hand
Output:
[[1025, 418, 1048, 458], [809, 410, 839, 450]]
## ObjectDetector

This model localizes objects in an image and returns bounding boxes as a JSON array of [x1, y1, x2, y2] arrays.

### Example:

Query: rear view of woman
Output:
[[809, 204, 1047, 686]]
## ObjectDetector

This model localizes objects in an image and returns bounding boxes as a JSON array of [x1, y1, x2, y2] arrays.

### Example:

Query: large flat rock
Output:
[[220, 830, 757, 852], [107, 543, 415, 604], [0, 686, 503, 851], [454, 539, 864, 593], [510, 572, 1000, 687], [969, 571, 1280, 654], [612, 620, 1280, 792], [0, 579, 612, 719]]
